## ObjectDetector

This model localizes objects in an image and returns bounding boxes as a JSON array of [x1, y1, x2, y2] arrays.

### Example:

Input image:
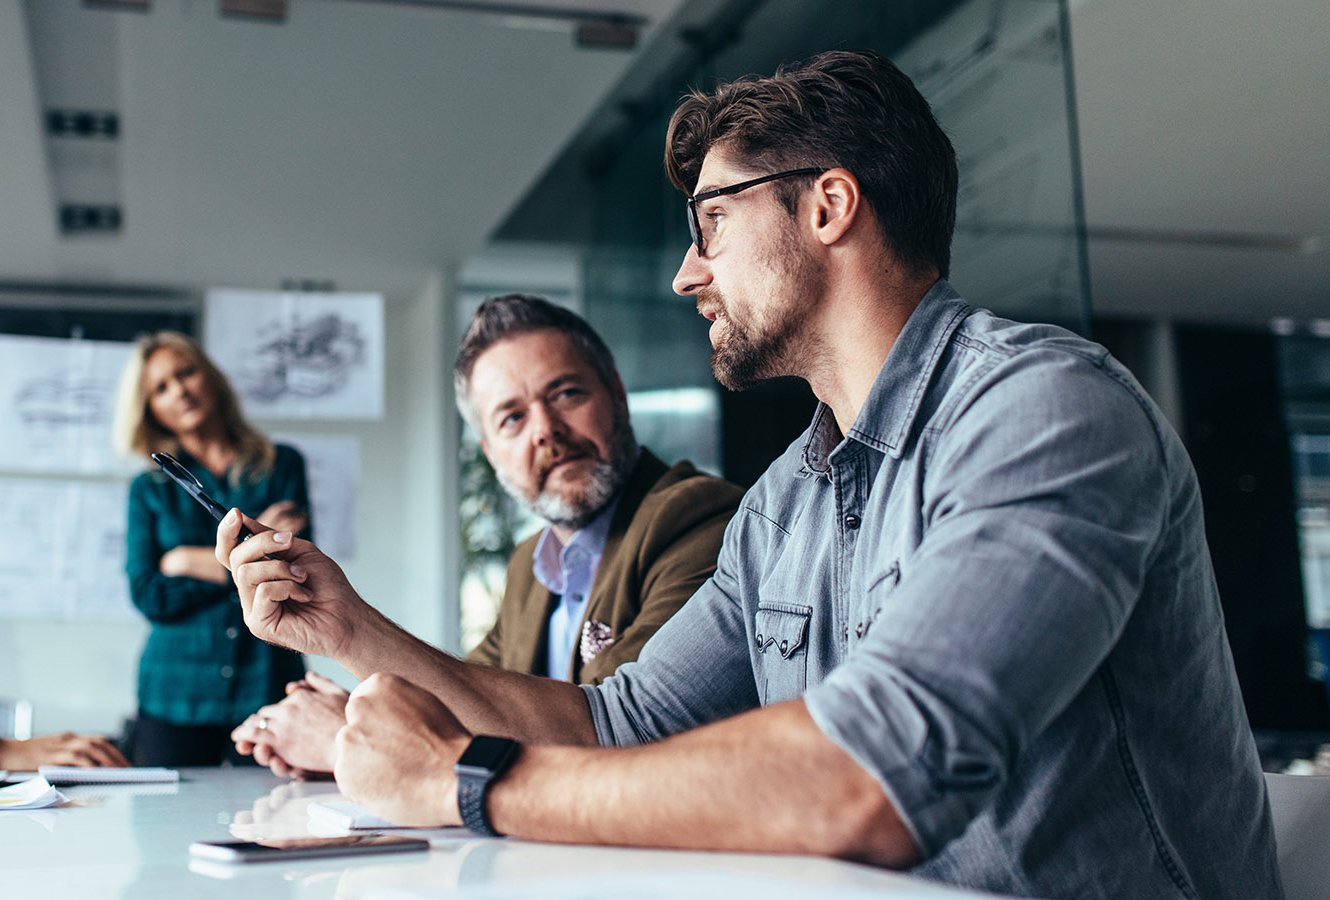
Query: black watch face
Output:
[[456, 735, 519, 775]]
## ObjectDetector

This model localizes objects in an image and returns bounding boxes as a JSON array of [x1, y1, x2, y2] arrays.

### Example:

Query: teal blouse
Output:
[[125, 444, 309, 726]]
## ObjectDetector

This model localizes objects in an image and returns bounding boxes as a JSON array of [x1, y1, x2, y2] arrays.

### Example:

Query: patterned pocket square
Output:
[[580, 618, 615, 664]]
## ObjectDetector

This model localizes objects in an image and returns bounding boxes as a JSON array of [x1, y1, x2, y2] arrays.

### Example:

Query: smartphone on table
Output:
[[189, 833, 429, 863]]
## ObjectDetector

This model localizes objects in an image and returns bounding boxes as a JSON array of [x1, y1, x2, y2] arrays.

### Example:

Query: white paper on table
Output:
[[308, 799, 398, 830], [0, 776, 67, 810], [38, 766, 178, 784]]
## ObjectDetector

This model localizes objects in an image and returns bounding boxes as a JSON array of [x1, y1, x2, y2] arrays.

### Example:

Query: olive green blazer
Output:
[[466, 449, 743, 684]]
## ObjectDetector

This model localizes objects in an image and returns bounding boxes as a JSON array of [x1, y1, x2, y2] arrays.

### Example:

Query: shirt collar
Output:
[[802, 279, 970, 471], [531, 493, 622, 595]]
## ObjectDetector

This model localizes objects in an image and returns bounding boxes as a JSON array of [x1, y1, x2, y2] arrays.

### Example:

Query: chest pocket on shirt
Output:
[[754, 601, 812, 704]]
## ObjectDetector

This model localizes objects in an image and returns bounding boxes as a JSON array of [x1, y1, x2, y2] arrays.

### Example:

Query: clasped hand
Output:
[[234, 672, 475, 827], [232, 672, 348, 779]]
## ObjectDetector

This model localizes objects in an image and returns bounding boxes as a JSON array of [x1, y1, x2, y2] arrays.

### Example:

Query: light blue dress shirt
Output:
[[583, 282, 1281, 899], [533, 496, 620, 680]]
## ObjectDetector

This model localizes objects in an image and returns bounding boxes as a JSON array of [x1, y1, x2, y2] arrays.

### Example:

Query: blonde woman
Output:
[[114, 332, 311, 766]]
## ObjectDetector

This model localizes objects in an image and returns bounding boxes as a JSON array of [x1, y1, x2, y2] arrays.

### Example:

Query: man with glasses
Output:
[[217, 50, 1279, 898]]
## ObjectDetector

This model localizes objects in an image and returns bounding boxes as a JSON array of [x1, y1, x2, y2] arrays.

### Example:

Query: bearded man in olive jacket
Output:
[[231, 294, 740, 776], [460, 295, 741, 685]]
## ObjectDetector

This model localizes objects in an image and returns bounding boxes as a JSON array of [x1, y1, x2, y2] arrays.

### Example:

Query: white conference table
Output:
[[0, 767, 1017, 899]]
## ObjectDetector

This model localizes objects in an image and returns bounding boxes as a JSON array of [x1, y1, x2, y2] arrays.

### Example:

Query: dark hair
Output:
[[453, 293, 620, 428], [665, 49, 957, 278]]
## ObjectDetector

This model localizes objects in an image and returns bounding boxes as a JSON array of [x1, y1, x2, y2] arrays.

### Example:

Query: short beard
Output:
[[709, 299, 805, 391], [706, 229, 825, 391], [496, 401, 639, 532]]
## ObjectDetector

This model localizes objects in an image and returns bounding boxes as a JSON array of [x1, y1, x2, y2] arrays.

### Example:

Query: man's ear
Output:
[[810, 168, 861, 246]]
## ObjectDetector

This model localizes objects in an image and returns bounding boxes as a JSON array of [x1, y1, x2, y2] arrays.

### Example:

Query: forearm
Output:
[[160, 546, 230, 583], [487, 700, 919, 866], [343, 609, 597, 746], [129, 569, 231, 622]]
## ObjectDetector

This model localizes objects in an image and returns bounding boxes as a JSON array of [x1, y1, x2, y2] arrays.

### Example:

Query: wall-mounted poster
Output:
[[204, 289, 385, 420], [0, 333, 136, 476], [272, 432, 360, 561], [0, 478, 133, 621]]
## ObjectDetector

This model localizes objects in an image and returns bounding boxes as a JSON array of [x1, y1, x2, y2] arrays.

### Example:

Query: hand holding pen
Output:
[[214, 506, 373, 662]]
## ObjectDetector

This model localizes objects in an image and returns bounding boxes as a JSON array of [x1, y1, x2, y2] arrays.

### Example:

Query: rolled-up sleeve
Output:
[[804, 350, 1169, 858]]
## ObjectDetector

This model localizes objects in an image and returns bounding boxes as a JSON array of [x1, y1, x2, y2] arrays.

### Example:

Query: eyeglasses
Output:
[[686, 168, 824, 258]]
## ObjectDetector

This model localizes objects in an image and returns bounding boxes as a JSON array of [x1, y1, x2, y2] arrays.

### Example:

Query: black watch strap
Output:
[[455, 735, 520, 837], [457, 770, 500, 836]]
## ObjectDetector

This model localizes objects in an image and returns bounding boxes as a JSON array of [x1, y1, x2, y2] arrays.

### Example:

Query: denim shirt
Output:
[[584, 282, 1281, 899]]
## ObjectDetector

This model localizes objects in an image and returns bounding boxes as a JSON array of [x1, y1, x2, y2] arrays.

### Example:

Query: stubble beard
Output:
[[495, 401, 639, 532], [705, 229, 825, 391]]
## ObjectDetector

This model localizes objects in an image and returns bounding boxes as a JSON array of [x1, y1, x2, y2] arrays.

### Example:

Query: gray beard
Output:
[[528, 457, 624, 528]]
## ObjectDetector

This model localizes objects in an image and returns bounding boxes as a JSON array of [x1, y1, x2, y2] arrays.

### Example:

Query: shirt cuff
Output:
[[804, 663, 993, 859], [581, 683, 616, 747]]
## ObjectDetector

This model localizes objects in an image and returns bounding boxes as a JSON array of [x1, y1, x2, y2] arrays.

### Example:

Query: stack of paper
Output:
[[0, 776, 66, 810]]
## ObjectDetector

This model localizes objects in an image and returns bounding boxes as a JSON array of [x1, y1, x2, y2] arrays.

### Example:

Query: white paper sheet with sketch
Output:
[[0, 334, 135, 476], [205, 290, 384, 420], [272, 433, 360, 560], [0, 478, 134, 621]]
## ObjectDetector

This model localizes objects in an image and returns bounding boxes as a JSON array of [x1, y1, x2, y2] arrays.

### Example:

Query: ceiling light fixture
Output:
[[331, 0, 644, 49], [219, 0, 287, 21]]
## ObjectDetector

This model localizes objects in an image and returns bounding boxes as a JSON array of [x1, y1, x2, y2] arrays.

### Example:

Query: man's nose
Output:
[[672, 244, 711, 297], [528, 403, 566, 445]]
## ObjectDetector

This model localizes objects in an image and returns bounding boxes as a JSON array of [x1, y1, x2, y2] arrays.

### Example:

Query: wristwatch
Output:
[[454, 735, 521, 836]]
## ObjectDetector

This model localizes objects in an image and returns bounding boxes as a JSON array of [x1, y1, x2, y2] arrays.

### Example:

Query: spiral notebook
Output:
[[37, 766, 178, 784]]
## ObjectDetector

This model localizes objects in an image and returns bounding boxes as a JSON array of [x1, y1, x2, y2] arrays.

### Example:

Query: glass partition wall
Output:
[[458, 0, 1090, 650]]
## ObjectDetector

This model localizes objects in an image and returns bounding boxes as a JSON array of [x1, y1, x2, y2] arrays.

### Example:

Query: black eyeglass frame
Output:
[[686, 167, 825, 257]]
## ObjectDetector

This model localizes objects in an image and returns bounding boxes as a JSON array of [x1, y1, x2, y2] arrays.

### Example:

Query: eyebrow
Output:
[[487, 372, 586, 419]]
